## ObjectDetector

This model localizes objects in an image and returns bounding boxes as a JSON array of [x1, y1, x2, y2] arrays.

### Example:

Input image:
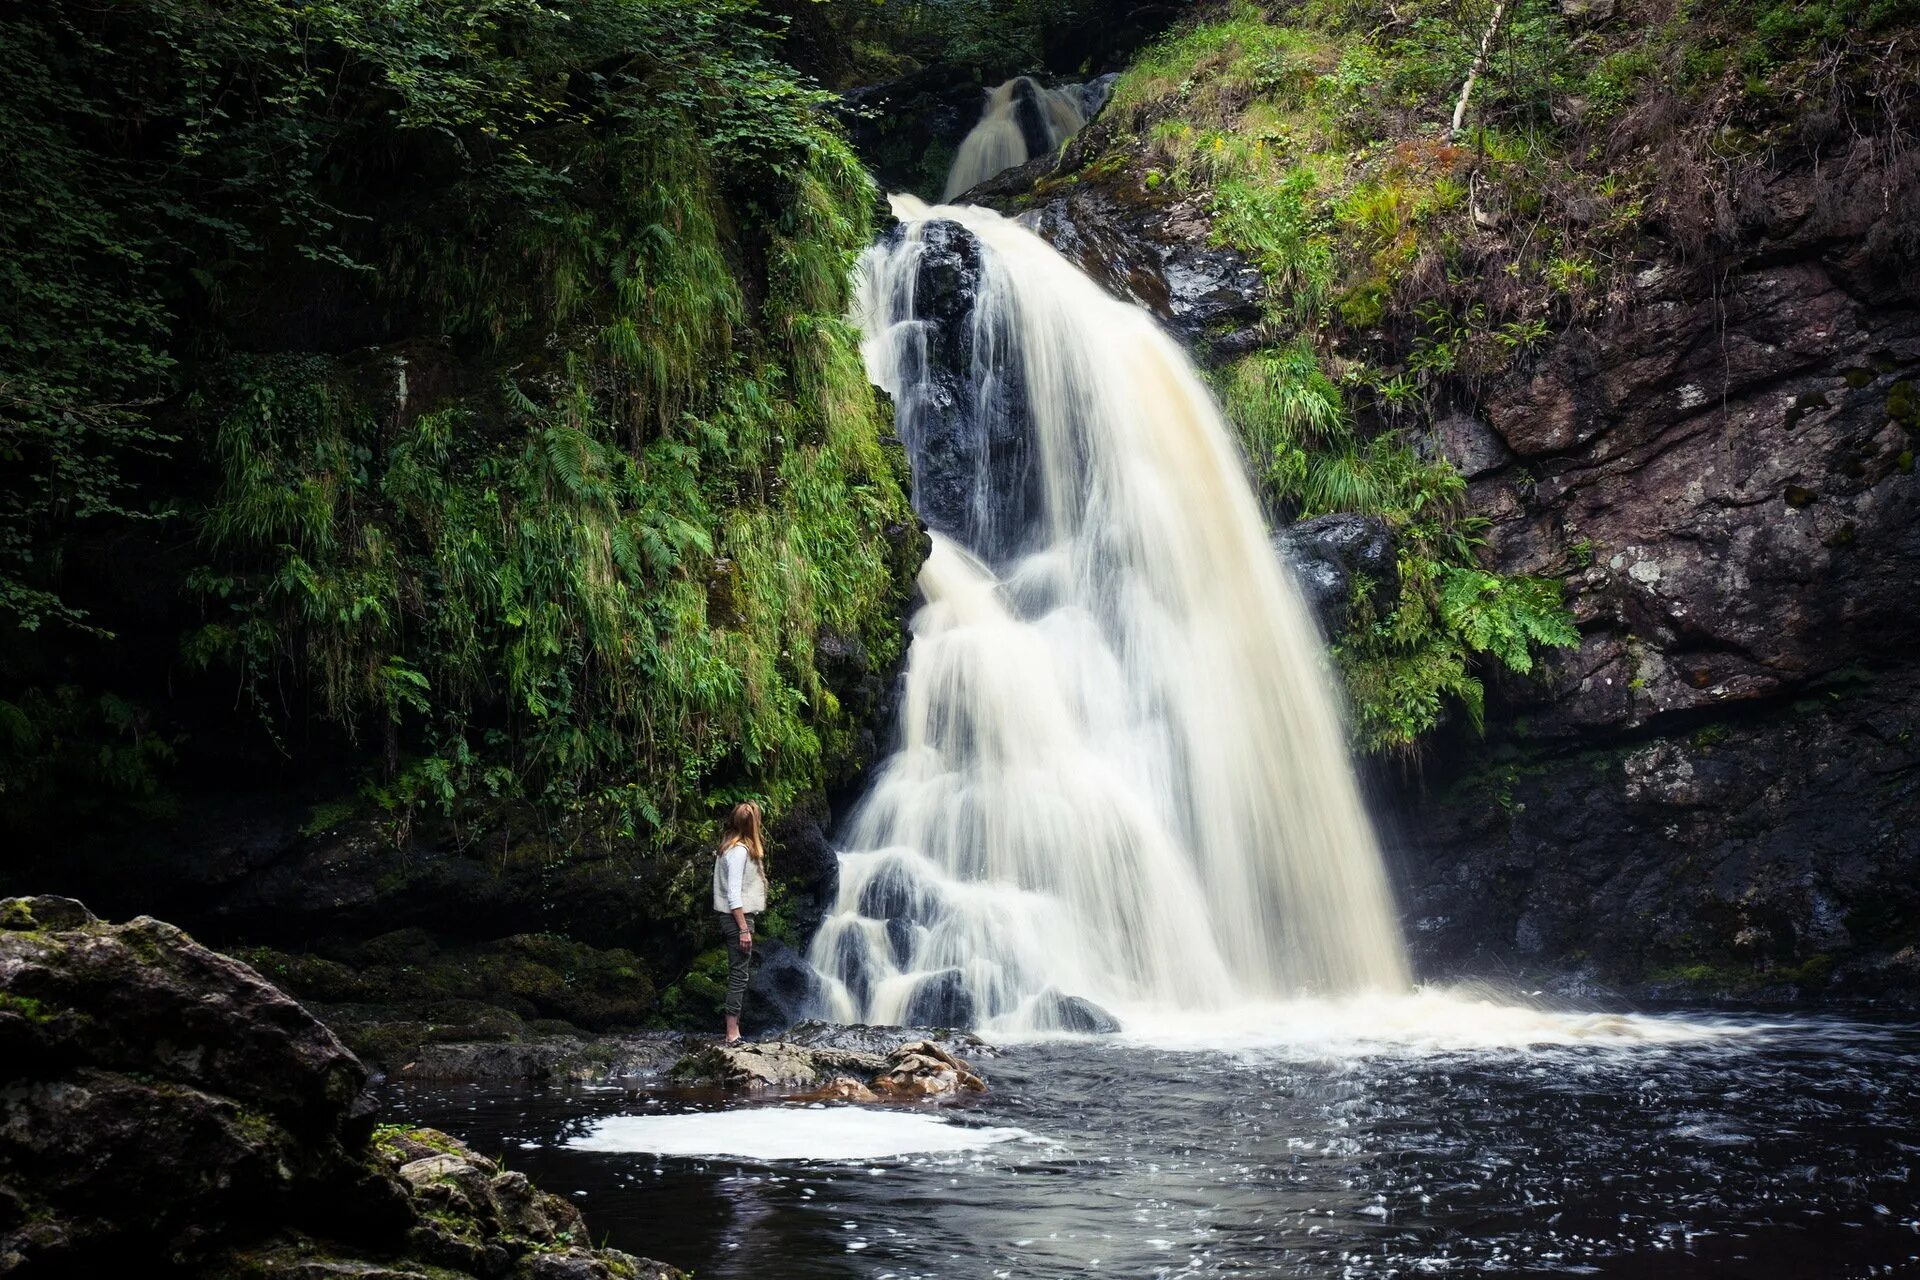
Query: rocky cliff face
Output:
[[1389, 147, 1920, 999], [970, 39, 1919, 1000]]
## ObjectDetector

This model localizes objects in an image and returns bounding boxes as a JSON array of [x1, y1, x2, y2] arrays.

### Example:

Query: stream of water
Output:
[[388, 1007, 1920, 1278]]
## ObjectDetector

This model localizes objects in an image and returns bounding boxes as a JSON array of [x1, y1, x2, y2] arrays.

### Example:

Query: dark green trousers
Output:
[[718, 912, 754, 1018]]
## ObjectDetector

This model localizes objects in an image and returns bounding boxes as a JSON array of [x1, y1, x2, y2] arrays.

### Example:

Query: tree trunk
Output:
[[1451, 0, 1512, 137]]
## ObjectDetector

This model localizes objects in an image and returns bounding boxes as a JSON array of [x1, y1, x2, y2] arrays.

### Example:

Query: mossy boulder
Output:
[[0, 897, 679, 1277]]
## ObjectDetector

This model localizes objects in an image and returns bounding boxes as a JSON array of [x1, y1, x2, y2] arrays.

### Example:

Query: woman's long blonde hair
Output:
[[718, 801, 766, 863]]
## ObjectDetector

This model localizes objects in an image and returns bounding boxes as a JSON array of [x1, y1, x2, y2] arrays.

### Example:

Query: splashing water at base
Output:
[[811, 197, 1410, 1031], [1081, 988, 1777, 1056], [942, 77, 1096, 201], [392, 1011, 1920, 1279]]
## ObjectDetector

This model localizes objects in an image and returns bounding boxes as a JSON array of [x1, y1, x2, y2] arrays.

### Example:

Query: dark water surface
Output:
[[384, 1009, 1920, 1278]]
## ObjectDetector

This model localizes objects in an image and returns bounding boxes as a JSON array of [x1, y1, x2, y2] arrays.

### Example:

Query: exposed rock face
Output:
[[1389, 681, 1920, 997], [0, 898, 678, 1277], [1384, 146, 1920, 996], [1273, 514, 1399, 637], [390, 1034, 686, 1084], [782, 1019, 996, 1059], [978, 153, 1267, 362], [871, 1041, 987, 1097], [901, 967, 977, 1029], [669, 1034, 986, 1098], [886, 217, 1041, 560], [669, 1041, 886, 1091], [842, 65, 987, 198], [1413, 411, 1513, 480]]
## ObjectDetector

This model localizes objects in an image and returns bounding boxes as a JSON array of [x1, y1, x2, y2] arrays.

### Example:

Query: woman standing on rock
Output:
[[713, 801, 768, 1045]]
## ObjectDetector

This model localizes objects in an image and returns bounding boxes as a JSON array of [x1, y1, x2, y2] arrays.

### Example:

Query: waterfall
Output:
[[806, 197, 1411, 1033], [941, 77, 1100, 202]]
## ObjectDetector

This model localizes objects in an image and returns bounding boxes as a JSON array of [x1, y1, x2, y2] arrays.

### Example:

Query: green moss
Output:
[[299, 798, 359, 838], [0, 991, 51, 1021], [1889, 379, 1919, 428], [659, 948, 731, 1030], [1692, 722, 1733, 749], [1647, 961, 1734, 985]]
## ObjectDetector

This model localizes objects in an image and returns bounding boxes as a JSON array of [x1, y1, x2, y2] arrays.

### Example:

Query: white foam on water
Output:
[[565, 1107, 1034, 1162], [991, 989, 1780, 1055]]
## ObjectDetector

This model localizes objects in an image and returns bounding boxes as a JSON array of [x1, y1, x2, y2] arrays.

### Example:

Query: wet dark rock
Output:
[[783, 1019, 996, 1059], [389, 1033, 685, 1084], [764, 796, 840, 939], [0, 899, 678, 1276], [1015, 186, 1268, 360], [1391, 674, 1920, 1001], [1273, 514, 1399, 636], [968, 127, 1266, 360], [856, 853, 944, 923], [1032, 990, 1122, 1034], [903, 968, 978, 1029], [238, 929, 659, 1051], [0, 901, 368, 1147], [884, 916, 916, 966], [742, 938, 827, 1037], [1006, 77, 1062, 160], [891, 218, 1042, 560], [669, 1034, 986, 1097], [830, 928, 876, 1013], [1414, 411, 1514, 480]]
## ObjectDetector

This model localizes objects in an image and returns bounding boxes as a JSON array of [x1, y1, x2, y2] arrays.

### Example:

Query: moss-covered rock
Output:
[[0, 898, 679, 1277]]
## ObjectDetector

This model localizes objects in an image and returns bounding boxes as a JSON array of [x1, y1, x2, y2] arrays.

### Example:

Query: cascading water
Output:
[[941, 76, 1110, 202], [808, 196, 1411, 1032]]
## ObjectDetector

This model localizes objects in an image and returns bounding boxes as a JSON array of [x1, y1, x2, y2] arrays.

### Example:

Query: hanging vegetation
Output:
[[0, 0, 920, 848]]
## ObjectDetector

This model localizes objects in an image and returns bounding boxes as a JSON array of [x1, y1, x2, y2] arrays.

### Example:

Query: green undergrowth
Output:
[[1, 0, 919, 851], [1091, 0, 1916, 750]]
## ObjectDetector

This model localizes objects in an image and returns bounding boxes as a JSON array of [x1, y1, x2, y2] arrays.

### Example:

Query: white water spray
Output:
[[809, 197, 1410, 1032], [942, 77, 1093, 201]]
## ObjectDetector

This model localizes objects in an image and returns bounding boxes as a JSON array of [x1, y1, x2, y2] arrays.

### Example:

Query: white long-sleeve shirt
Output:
[[712, 841, 767, 913]]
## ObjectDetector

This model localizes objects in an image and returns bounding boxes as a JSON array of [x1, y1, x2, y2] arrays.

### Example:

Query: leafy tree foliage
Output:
[[0, 0, 917, 847]]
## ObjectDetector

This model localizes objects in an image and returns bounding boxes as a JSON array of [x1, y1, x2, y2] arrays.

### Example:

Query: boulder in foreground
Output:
[[0, 895, 680, 1278], [670, 1036, 987, 1098]]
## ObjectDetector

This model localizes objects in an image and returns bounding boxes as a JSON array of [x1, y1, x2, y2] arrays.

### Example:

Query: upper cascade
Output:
[[808, 197, 1411, 1034], [941, 76, 1111, 202]]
